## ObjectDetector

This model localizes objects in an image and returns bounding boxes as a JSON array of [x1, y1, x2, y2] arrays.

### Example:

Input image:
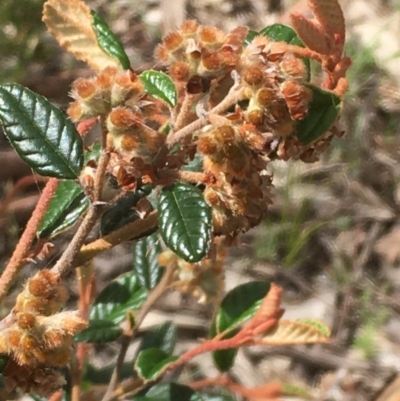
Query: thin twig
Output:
[[0, 177, 59, 302], [173, 93, 200, 132], [166, 85, 248, 148], [76, 210, 159, 266], [102, 262, 176, 401]]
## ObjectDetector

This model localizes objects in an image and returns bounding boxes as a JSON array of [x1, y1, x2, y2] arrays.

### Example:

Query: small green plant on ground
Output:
[[0, 0, 350, 399]]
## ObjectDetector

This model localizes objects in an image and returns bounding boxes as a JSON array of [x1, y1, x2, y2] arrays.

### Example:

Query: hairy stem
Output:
[[76, 210, 159, 265], [0, 177, 59, 302], [166, 85, 248, 148]]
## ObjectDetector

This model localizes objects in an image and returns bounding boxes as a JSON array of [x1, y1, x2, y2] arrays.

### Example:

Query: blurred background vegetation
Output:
[[1, 1, 400, 400]]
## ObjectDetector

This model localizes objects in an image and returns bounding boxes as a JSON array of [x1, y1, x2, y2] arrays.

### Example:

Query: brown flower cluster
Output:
[[65, 4, 348, 239], [0, 270, 86, 395], [68, 67, 165, 192], [159, 241, 225, 303], [155, 20, 248, 93]]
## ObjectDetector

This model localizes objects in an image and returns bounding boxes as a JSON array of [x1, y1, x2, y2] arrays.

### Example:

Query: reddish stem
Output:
[[0, 178, 59, 301]]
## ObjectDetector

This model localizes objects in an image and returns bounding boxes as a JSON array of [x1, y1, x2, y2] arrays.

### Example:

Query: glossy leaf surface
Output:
[[158, 183, 212, 263], [133, 233, 163, 290], [135, 348, 178, 381], [90, 272, 147, 324], [38, 180, 88, 239], [139, 70, 177, 107], [0, 84, 83, 178], [74, 320, 123, 343], [136, 321, 177, 356], [91, 9, 130, 69], [296, 85, 341, 145]]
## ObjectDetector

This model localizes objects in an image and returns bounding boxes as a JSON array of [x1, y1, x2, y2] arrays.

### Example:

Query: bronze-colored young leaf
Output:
[[259, 319, 330, 345], [308, 0, 345, 47], [43, 0, 121, 71], [290, 13, 332, 55]]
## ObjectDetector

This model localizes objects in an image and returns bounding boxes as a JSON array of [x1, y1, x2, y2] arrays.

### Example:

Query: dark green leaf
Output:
[[296, 85, 341, 145], [84, 362, 134, 384], [135, 349, 178, 381], [158, 183, 212, 263], [90, 9, 130, 70], [133, 383, 201, 401], [212, 343, 238, 372], [137, 321, 177, 355], [74, 320, 123, 343], [90, 271, 147, 324], [215, 281, 271, 334], [139, 70, 177, 107], [101, 192, 143, 236], [38, 180, 89, 239], [0, 84, 83, 178], [133, 233, 163, 290], [258, 23, 310, 81], [210, 320, 238, 372]]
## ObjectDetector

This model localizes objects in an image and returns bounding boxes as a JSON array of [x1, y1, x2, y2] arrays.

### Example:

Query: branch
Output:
[[0, 177, 59, 301]]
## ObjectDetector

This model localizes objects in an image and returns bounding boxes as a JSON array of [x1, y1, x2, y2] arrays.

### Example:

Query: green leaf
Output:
[[137, 321, 177, 356], [133, 383, 201, 401], [90, 9, 130, 70], [90, 271, 147, 324], [135, 349, 178, 381], [133, 233, 163, 290], [209, 320, 238, 372], [0, 84, 84, 179], [258, 23, 311, 81], [139, 70, 177, 107], [210, 281, 270, 372], [84, 362, 134, 384], [74, 319, 123, 343], [158, 183, 212, 263], [296, 85, 341, 145], [101, 192, 144, 236], [215, 281, 271, 334], [38, 180, 89, 239]]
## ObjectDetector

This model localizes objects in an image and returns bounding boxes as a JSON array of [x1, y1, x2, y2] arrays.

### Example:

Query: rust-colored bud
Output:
[[96, 66, 117, 90], [67, 101, 83, 122], [28, 270, 55, 298], [111, 70, 143, 106], [119, 133, 140, 152], [107, 107, 142, 135], [246, 109, 263, 125], [243, 66, 264, 87], [256, 88, 275, 107], [180, 20, 198, 36], [280, 58, 307, 80], [200, 51, 222, 74], [8, 329, 21, 348], [154, 44, 170, 63], [17, 312, 36, 331], [199, 26, 224, 47], [71, 78, 97, 100], [169, 61, 191, 81], [163, 31, 185, 52]]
